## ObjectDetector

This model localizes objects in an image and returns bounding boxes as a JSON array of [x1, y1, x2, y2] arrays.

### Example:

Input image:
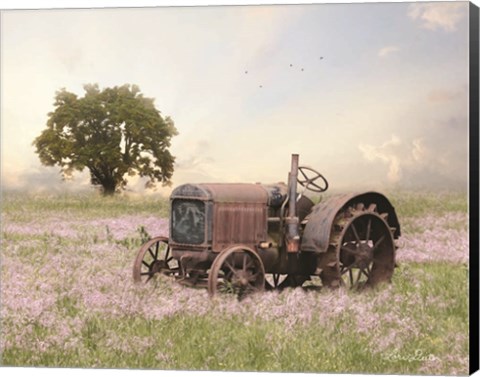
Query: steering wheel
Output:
[[297, 166, 329, 193]]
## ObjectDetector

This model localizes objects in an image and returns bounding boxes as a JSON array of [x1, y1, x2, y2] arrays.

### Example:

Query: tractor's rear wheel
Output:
[[320, 203, 396, 290]]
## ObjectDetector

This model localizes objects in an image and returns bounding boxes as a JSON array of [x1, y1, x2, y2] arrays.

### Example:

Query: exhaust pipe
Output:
[[285, 154, 300, 253]]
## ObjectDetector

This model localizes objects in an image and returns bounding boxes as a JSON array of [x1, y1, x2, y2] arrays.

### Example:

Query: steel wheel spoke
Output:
[[361, 268, 370, 279], [154, 242, 159, 260], [244, 281, 259, 292], [341, 263, 352, 275], [142, 260, 150, 268], [341, 245, 355, 254], [242, 254, 247, 272], [224, 260, 239, 277], [351, 223, 361, 244], [355, 270, 362, 285], [371, 235, 386, 253], [366, 218, 372, 242], [148, 248, 156, 260]]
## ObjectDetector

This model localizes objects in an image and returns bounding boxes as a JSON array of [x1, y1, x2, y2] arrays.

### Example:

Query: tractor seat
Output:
[[297, 195, 314, 222]]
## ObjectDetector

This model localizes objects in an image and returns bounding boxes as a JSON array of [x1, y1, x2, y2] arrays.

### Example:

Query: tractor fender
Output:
[[300, 191, 401, 253]]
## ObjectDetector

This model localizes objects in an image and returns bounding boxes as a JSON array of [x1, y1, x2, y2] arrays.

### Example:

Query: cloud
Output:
[[2, 165, 92, 193], [408, 3, 466, 32], [411, 138, 427, 163], [169, 138, 230, 185], [174, 139, 214, 170], [359, 133, 467, 190], [359, 135, 403, 183], [358, 135, 440, 184], [378, 45, 400, 58]]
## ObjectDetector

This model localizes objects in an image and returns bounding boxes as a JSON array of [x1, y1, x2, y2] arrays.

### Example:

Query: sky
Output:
[[0, 0, 471, 196]]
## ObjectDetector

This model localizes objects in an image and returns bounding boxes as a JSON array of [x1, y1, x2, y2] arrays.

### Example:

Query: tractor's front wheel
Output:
[[208, 245, 265, 299]]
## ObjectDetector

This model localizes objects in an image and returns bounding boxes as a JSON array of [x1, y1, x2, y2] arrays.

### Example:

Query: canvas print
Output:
[[0, 1, 474, 375]]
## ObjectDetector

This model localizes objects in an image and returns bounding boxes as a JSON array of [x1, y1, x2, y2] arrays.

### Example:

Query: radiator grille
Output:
[[213, 203, 267, 251]]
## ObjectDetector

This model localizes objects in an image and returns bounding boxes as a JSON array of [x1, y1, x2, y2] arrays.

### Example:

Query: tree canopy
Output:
[[33, 84, 178, 195]]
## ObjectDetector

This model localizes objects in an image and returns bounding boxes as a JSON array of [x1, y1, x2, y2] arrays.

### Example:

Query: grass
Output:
[[1, 263, 468, 373], [2, 189, 468, 221], [0, 190, 470, 374], [385, 190, 468, 218], [1, 190, 170, 222]]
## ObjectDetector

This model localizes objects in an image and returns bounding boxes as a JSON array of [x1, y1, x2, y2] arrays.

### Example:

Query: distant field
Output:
[[0, 191, 469, 374]]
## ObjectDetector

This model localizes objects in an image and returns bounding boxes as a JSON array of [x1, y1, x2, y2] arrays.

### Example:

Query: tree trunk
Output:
[[102, 185, 116, 196], [89, 165, 118, 196], [102, 181, 117, 196]]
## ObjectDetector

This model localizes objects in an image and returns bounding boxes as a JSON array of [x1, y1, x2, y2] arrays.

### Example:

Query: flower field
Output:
[[0, 191, 469, 374]]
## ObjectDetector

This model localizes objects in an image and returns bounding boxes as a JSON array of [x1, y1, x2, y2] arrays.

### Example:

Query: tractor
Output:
[[133, 154, 400, 297]]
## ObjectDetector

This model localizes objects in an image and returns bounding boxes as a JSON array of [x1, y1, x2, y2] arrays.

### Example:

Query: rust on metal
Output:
[[301, 191, 401, 253], [285, 154, 300, 253], [203, 184, 269, 253], [133, 154, 401, 298], [212, 202, 267, 252], [199, 183, 268, 204]]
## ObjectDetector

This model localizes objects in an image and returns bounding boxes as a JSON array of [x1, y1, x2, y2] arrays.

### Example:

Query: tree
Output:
[[33, 84, 178, 195]]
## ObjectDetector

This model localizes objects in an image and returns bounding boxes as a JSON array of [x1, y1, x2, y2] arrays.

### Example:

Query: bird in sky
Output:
[[245, 54, 326, 89]]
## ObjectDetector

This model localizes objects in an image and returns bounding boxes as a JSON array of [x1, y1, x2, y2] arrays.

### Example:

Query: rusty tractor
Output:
[[133, 154, 400, 297]]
